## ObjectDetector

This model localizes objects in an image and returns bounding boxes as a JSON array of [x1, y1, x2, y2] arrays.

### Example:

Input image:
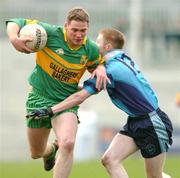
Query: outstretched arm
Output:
[[26, 89, 92, 119], [52, 89, 91, 114]]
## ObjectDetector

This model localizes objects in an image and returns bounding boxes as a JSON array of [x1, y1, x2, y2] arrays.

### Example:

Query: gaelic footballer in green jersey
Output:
[[6, 7, 108, 177]]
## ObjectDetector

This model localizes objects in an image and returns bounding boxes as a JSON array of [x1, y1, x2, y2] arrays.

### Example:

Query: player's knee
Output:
[[101, 154, 113, 167], [60, 138, 75, 152]]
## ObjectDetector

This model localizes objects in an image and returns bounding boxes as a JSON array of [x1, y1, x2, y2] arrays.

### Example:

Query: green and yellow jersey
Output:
[[7, 18, 104, 101]]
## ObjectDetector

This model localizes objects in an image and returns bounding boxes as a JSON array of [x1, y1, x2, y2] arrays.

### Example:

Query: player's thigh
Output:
[[27, 127, 51, 152], [144, 152, 166, 174], [51, 112, 78, 144], [103, 133, 138, 161]]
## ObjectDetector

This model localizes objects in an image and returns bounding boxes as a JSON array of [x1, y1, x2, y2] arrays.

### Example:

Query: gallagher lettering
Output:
[[50, 62, 78, 82]]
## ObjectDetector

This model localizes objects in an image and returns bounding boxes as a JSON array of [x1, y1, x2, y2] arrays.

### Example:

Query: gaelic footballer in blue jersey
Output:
[[27, 28, 173, 178]]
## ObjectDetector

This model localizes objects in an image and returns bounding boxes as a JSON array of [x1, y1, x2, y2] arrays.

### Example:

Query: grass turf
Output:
[[0, 156, 179, 178]]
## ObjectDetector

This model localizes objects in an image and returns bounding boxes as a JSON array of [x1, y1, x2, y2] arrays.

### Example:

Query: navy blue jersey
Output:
[[83, 50, 158, 117]]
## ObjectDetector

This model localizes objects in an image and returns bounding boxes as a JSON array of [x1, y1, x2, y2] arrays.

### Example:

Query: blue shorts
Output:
[[120, 108, 173, 158]]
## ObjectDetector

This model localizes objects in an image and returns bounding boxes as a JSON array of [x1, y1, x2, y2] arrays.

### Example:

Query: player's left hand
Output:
[[91, 64, 111, 91], [26, 108, 53, 120]]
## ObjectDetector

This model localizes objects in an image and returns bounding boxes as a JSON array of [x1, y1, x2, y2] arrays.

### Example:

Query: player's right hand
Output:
[[26, 108, 53, 120], [11, 36, 33, 53]]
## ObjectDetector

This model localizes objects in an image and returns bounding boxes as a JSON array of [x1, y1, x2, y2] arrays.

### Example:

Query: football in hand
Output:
[[19, 24, 47, 52]]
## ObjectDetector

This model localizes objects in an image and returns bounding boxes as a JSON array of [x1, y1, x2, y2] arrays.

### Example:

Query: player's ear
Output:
[[105, 43, 113, 51], [64, 22, 68, 29]]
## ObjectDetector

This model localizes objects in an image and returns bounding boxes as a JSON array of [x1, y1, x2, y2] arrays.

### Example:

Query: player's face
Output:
[[65, 20, 88, 48], [96, 34, 106, 55]]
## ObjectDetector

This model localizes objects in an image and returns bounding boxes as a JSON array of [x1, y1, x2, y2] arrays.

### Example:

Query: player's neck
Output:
[[67, 40, 82, 50]]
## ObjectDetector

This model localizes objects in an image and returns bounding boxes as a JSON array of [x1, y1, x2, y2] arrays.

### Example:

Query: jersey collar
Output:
[[105, 49, 124, 62]]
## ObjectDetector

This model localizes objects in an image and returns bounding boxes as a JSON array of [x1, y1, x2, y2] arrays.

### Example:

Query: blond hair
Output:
[[66, 7, 89, 23], [99, 28, 125, 49]]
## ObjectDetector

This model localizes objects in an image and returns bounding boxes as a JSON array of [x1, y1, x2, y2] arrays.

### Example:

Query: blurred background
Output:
[[0, 0, 180, 177]]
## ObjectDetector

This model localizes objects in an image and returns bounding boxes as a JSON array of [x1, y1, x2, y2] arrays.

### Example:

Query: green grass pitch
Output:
[[0, 156, 179, 178]]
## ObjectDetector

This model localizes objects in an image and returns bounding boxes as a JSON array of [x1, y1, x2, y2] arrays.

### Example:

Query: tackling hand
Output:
[[91, 64, 111, 91], [26, 108, 53, 120]]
